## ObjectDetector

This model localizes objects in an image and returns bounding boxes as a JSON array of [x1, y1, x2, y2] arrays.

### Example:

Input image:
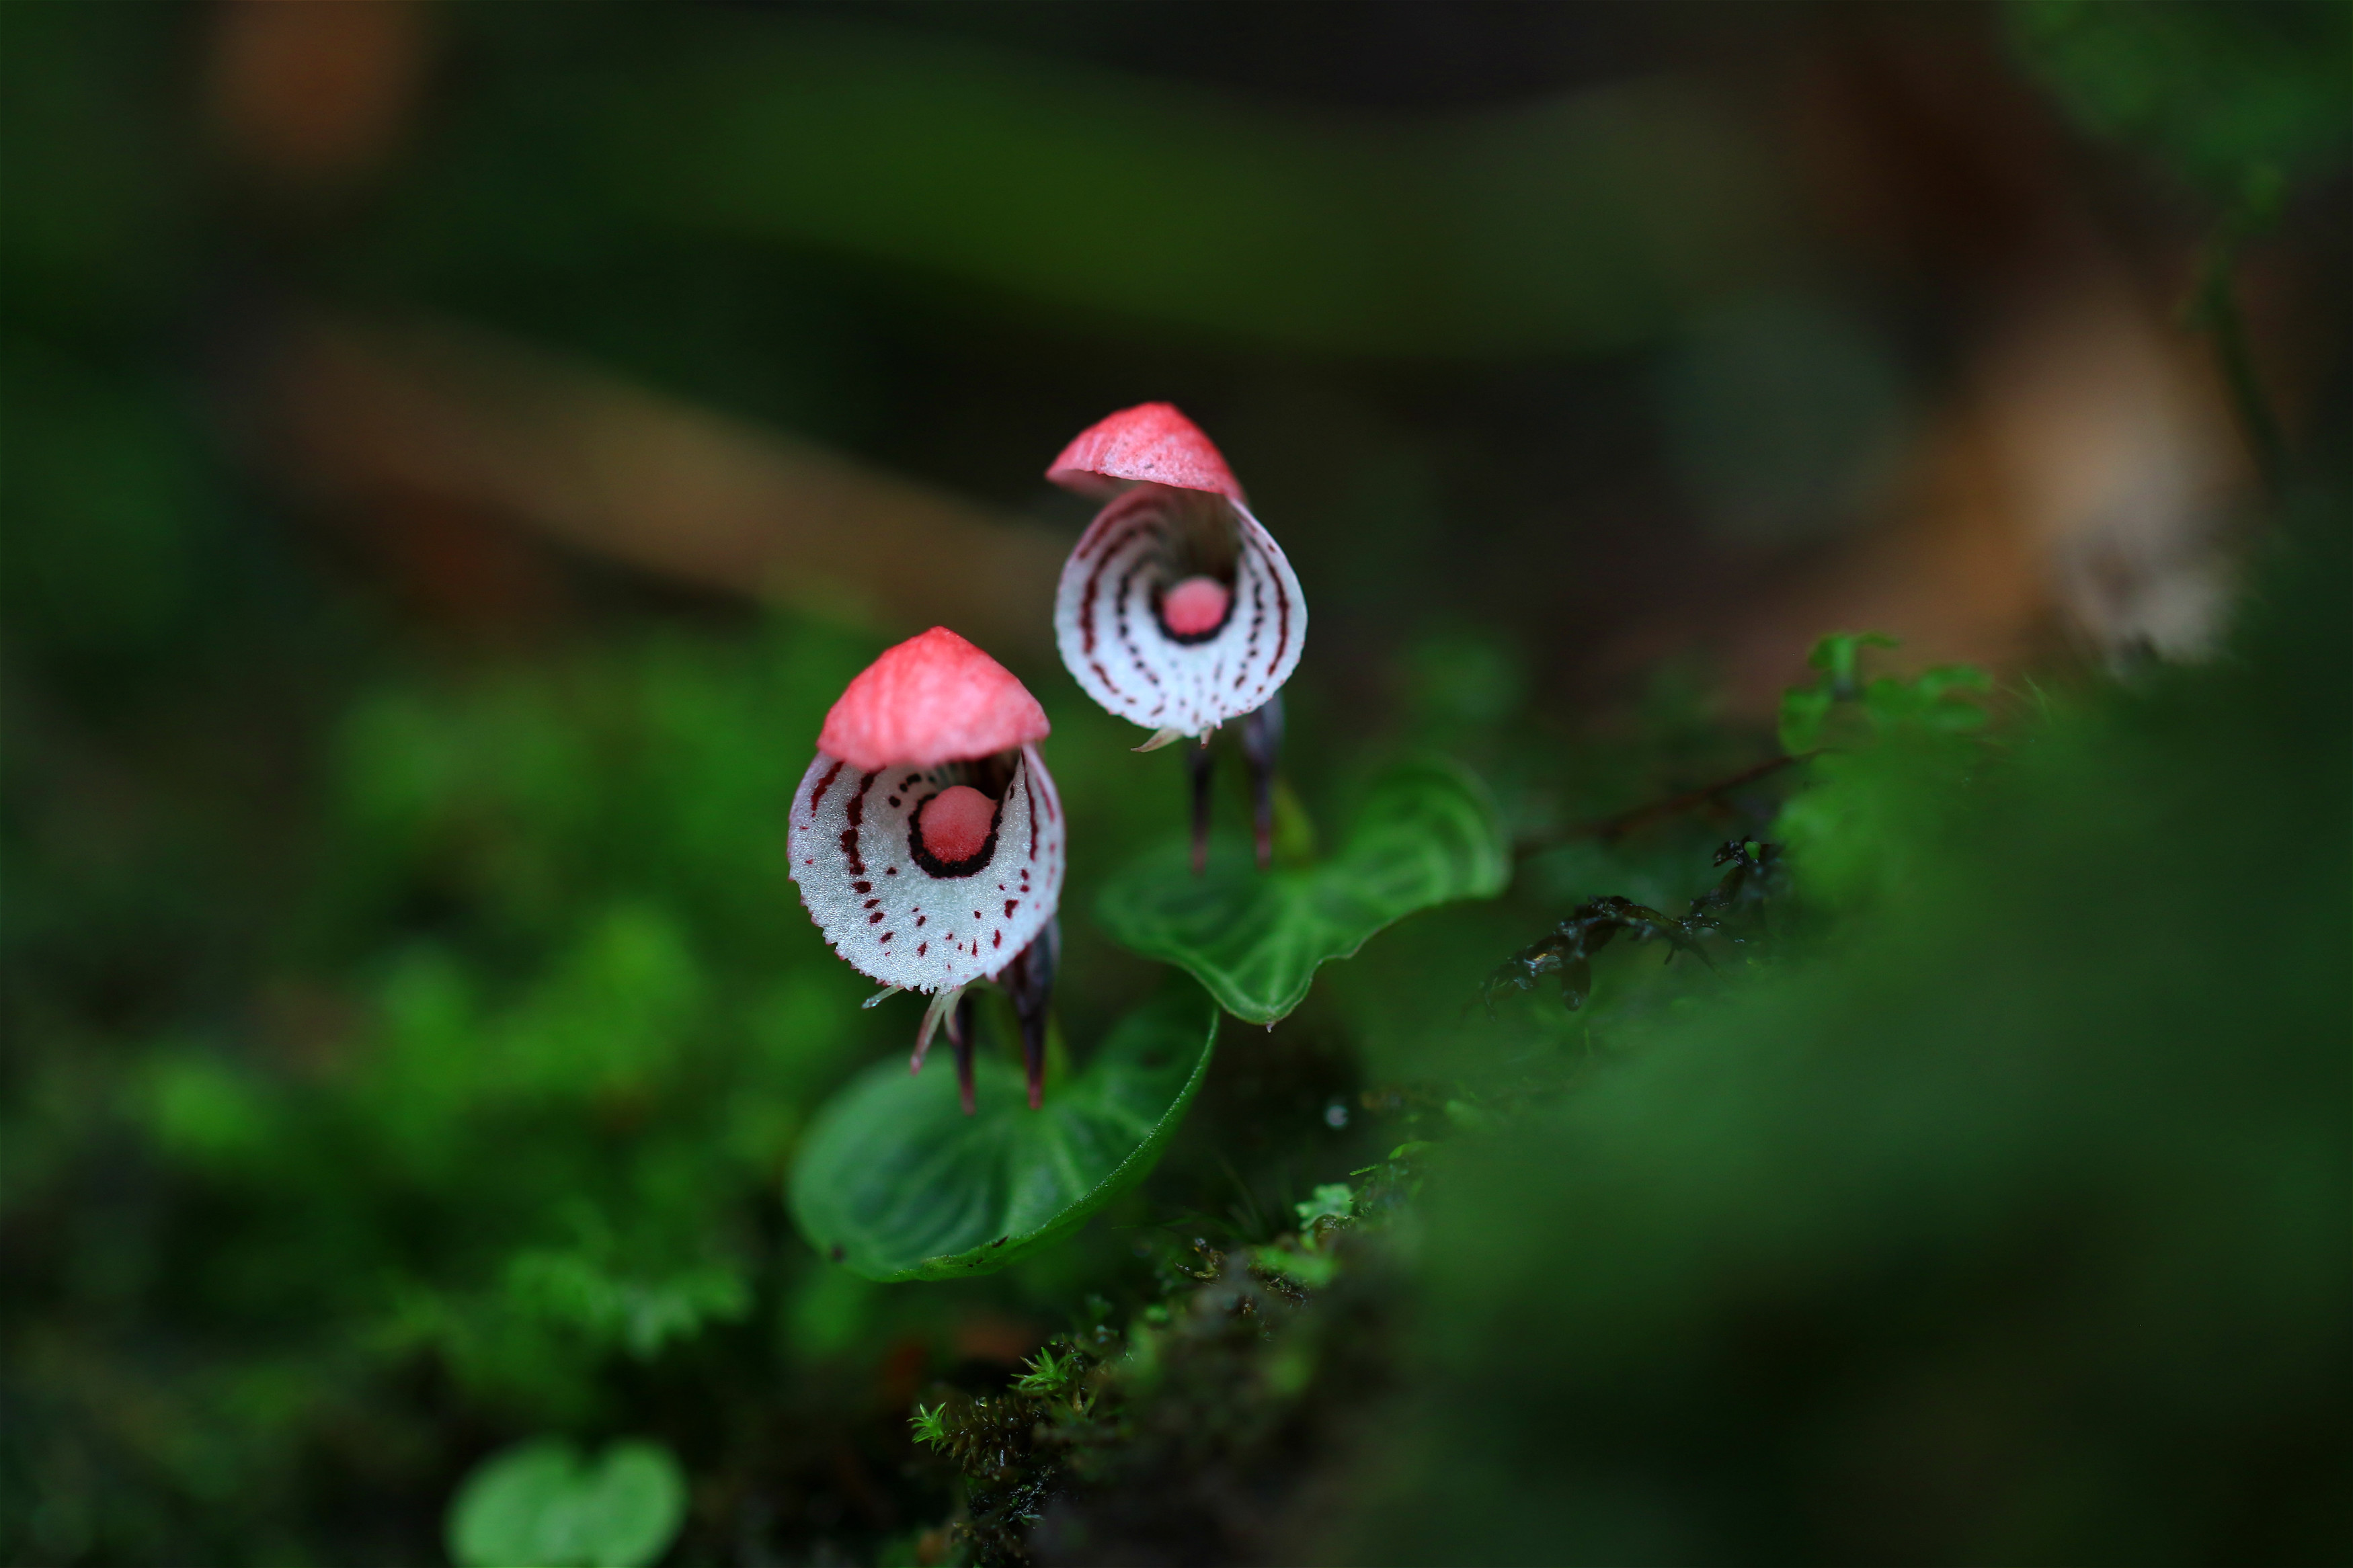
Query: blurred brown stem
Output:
[[260, 312, 1067, 655], [1517, 751, 1810, 859]]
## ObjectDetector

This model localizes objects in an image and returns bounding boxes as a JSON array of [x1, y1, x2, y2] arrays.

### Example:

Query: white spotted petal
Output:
[[788, 741, 1064, 994]]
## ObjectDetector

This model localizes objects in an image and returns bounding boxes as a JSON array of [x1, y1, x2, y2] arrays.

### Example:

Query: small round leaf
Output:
[[446, 1437, 686, 1568]]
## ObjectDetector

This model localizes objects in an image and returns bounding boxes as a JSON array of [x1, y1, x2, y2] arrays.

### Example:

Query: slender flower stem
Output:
[[949, 993, 977, 1116], [1240, 694, 1285, 872], [1188, 739, 1215, 877]]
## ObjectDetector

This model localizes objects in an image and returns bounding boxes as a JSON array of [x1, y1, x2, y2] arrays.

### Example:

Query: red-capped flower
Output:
[[789, 627, 1064, 1110], [1049, 404, 1306, 868]]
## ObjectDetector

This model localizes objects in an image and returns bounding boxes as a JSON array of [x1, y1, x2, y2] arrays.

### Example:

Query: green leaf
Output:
[[1780, 634, 1990, 754], [1776, 684, 1837, 757], [1096, 760, 1510, 1025], [1807, 630, 1901, 692], [788, 984, 1218, 1282], [446, 1438, 686, 1568], [502, 1249, 750, 1360], [1252, 1245, 1340, 1290], [2005, 0, 2352, 194], [1294, 1183, 1355, 1227]]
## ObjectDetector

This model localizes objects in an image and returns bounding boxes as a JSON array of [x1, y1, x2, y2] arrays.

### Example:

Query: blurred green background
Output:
[[2, 3, 2345, 1564]]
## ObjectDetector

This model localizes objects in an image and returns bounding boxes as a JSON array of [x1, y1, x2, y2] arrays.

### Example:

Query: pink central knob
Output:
[[918, 784, 995, 863], [1161, 575, 1231, 637]]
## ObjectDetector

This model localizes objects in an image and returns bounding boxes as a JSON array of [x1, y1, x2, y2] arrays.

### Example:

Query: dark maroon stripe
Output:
[[839, 770, 877, 877], [1033, 761, 1057, 822], [1246, 561, 1267, 659], [1113, 559, 1161, 688], [1234, 568, 1266, 692], [1263, 541, 1291, 676], [808, 757, 845, 814], [1079, 518, 1144, 655], [1078, 507, 1163, 657], [1070, 508, 1122, 563]]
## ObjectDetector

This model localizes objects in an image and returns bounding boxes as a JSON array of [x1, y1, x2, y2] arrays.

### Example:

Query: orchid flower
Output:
[[1049, 403, 1306, 870], [789, 627, 1064, 1112]]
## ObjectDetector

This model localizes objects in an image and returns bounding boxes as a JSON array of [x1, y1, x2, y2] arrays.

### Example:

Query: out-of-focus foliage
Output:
[[0, 4, 229, 682], [447, 1438, 685, 1568], [1328, 496, 2350, 1564], [1774, 631, 1990, 755], [383, 13, 1796, 358], [7, 616, 1076, 1562], [1096, 760, 1509, 1024], [1772, 634, 1993, 910], [791, 985, 1218, 1282], [2007, 0, 2353, 193]]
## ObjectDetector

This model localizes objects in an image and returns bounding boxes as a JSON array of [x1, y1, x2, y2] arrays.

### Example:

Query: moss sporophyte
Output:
[[1049, 403, 1307, 872], [787, 627, 1064, 1112]]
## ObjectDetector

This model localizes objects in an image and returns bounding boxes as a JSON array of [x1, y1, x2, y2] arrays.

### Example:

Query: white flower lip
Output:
[[788, 741, 1064, 995], [1053, 483, 1306, 739]]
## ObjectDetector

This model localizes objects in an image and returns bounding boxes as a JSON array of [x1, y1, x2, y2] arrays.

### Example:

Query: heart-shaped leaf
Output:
[[789, 983, 1218, 1282], [446, 1437, 686, 1568], [1096, 759, 1510, 1024]]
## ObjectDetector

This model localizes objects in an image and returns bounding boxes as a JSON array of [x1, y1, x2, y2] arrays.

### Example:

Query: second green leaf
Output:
[[1097, 759, 1510, 1025]]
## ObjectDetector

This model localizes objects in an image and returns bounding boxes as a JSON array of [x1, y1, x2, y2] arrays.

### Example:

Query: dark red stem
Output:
[[1520, 751, 1812, 858]]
